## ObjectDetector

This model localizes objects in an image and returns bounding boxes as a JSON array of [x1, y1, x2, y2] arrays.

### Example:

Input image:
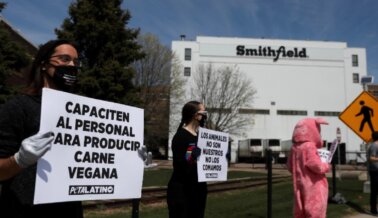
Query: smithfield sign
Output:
[[236, 45, 308, 62]]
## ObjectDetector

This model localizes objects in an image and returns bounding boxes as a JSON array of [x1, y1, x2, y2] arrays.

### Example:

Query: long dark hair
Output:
[[26, 39, 79, 95], [176, 101, 201, 132]]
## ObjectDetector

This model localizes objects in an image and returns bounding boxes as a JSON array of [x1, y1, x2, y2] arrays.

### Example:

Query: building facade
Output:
[[169, 36, 367, 163]]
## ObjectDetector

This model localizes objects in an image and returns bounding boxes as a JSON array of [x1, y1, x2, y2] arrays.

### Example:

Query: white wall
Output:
[[169, 36, 367, 162]]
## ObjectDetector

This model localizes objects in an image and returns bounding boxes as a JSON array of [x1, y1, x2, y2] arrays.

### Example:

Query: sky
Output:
[[1, 0, 378, 79]]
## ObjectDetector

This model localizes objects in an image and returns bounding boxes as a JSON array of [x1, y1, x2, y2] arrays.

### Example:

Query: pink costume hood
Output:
[[292, 118, 329, 148]]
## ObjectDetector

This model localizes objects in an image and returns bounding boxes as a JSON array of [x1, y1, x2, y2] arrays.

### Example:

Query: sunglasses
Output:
[[197, 111, 208, 116], [50, 54, 81, 67]]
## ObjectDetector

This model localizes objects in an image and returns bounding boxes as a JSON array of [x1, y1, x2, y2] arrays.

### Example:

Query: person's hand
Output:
[[14, 132, 54, 168], [191, 147, 201, 159], [138, 145, 148, 161]]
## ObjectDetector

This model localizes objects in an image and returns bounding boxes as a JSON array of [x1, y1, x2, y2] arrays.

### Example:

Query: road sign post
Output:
[[336, 127, 341, 165], [339, 91, 378, 197], [339, 91, 378, 143]]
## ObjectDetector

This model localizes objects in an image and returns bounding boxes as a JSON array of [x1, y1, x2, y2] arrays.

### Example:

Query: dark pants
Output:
[[167, 180, 207, 218], [370, 171, 378, 214]]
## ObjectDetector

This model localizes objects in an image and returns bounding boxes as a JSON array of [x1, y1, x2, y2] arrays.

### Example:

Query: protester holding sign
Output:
[[167, 101, 208, 218], [0, 40, 83, 217], [367, 131, 378, 215], [287, 118, 331, 218]]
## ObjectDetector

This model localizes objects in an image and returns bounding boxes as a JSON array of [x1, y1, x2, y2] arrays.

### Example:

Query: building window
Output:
[[185, 48, 192, 61], [352, 54, 359, 67], [184, 67, 191, 76], [267, 139, 280, 147], [367, 84, 378, 99], [239, 108, 270, 115], [207, 108, 231, 113], [314, 111, 340, 116], [353, 73, 359, 83], [277, 110, 307, 116]]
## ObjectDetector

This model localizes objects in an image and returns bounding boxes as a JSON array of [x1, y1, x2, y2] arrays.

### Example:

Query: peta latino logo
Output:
[[69, 185, 114, 195], [236, 45, 308, 62], [205, 173, 218, 178]]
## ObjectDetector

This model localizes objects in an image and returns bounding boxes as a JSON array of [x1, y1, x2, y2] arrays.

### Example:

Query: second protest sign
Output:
[[197, 127, 229, 182]]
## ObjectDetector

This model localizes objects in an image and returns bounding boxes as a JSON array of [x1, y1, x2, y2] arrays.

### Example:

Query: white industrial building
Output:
[[169, 36, 368, 163]]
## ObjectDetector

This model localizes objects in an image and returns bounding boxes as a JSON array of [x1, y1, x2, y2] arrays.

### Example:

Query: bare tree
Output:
[[132, 33, 172, 157], [133, 33, 172, 104], [168, 54, 187, 134], [132, 33, 185, 157], [191, 63, 256, 134]]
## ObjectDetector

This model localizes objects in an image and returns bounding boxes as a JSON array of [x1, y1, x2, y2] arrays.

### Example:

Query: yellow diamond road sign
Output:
[[339, 91, 378, 143]]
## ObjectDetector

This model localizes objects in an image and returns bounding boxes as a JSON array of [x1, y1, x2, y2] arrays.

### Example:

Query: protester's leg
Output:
[[167, 182, 187, 218], [370, 171, 378, 214], [186, 183, 207, 218], [304, 181, 328, 218], [196, 184, 207, 218]]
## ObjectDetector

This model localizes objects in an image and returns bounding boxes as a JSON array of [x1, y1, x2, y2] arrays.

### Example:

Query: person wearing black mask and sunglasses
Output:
[[0, 39, 83, 217], [167, 101, 208, 218]]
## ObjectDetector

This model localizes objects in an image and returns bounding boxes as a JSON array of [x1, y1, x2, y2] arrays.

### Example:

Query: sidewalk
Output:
[[346, 213, 377, 218]]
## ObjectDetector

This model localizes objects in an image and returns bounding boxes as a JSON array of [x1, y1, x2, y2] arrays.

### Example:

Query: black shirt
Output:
[[0, 95, 83, 218], [170, 128, 201, 184]]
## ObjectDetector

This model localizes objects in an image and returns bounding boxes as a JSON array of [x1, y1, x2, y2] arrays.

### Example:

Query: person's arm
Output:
[[0, 156, 23, 181], [0, 132, 54, 181], [369, 145, 378, 162], [0, 97, 25, 181], [305, 142, 330, 174]]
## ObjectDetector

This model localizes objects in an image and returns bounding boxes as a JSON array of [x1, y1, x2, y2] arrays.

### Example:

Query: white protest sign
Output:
[[317, 149, 331, 163], [197, 127, 229, 182], [317, 139, 338, 163], [34, 88, 144, 204], [328, 139, 339, 163]]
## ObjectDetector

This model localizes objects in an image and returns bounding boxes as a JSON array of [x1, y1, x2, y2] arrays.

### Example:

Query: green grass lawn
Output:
[[85, 170, 371, 218], [142, 168, 266, 187]]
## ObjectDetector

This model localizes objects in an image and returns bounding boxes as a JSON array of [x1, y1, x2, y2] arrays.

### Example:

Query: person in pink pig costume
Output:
[[287, 118, 331, 218]]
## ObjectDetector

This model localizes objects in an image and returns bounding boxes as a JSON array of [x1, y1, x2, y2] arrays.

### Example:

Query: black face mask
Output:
[[199, 114, 207, 127], [52, 65, 79, 92]]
